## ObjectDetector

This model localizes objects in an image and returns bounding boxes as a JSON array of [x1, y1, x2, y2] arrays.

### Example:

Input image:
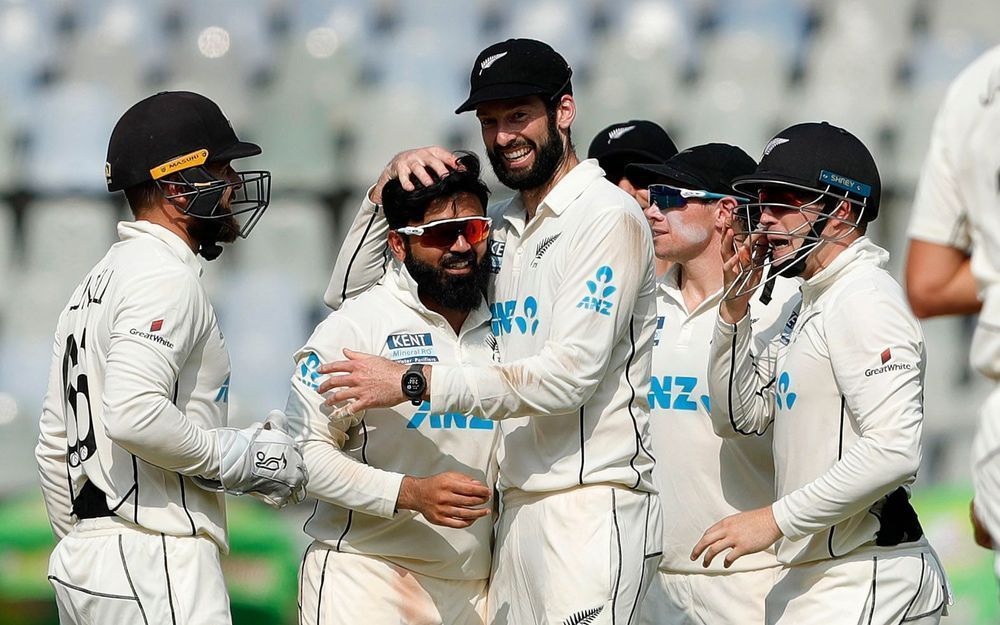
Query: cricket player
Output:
[[625, 144, 799, 625], [287, 154, 496, 625], [904, 44, 1000, 571], [693, 122, 950, 624], [35, 91, 307, 625], [317, 38, 662, 625]]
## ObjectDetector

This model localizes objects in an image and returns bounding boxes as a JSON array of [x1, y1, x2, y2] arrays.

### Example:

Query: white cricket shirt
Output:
[[430, 159, 659, 494], [35, 221, 230, 549], [709, 237, 929, 565], [907, 44, 1000, 379], [286, 261, 497, 580], [652, 266, 798, 573]]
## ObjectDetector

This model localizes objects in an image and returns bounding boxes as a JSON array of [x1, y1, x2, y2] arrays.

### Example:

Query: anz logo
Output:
[[775, 371, 797, 410], [578, 266, 616, 316], [491, 296, 539, 336], [648, 376, 710, 412], [407, 401, 493, 430], [298, 353, 322, 391]]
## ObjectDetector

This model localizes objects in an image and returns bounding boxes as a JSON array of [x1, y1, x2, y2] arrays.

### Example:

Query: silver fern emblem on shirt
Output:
[[530, 233, 561, 267], [607, 125, 636, 141], [563, 606, 603, 625], [479, 51, 508, 74]]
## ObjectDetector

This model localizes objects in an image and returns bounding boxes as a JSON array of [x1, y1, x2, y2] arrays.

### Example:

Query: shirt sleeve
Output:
[[323, 188, 390, 310], [907, 80, 973, 252], [101, 269, 220, 478], [707, 312, 779, 438], [430, 205, 652, 419], [284, 316, 404, 519], [35, 328, 73, 539], [771, 284, 925, 540]]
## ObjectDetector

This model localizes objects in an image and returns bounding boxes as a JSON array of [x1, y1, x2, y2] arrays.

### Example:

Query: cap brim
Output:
[[455, 83, 551, 113], [211, 140, 262, 163], [626, 163, 706, 190]]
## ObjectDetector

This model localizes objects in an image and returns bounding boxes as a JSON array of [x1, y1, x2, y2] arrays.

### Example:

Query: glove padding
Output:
[[195, 411, 309, 508]]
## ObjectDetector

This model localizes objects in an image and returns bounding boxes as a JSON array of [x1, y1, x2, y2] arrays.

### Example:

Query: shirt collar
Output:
[[500, 158, 606, 230], [801, 236, 889, 297], [117, 220, 203, 276]]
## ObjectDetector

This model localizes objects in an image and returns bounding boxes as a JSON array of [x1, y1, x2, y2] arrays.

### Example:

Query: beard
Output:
[[487, 114, 565, 191], [404, 247, 491, 312]]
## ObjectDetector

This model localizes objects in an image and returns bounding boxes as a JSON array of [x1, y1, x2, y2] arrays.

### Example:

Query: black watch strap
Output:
[[402, 363, 426, 406]]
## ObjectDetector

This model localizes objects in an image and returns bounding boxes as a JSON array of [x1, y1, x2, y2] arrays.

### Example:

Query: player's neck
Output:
[[420, 295, 471, 335], [521, 150, 579, 221], [137, 205, 198, 254], [678, 240, 724, 312]]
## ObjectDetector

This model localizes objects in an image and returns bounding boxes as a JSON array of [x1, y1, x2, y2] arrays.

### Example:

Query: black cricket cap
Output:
[[626, 143, 756, 195], [588, 120, 678, 183], [733, 121, 881, 221], [455, 38, 572, 114], [106, 91, 261, 192]]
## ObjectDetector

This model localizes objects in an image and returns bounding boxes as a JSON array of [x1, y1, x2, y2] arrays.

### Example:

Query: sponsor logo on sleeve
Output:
[[779, 310, 799, 346], [577, 266, 616, 315], [150, 319, 164, 332], [215, 374, 230, 403], [386, 332, 439, 363], [129, 327, 174, 348], [776, 371, 797, 410], [297, 352, 322, 390], [864, 347, 913, 377], [407, 400, 493, 430], [489, 240, 506, 274]]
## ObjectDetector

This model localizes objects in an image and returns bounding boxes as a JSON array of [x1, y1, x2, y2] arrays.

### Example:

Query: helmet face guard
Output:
[[157, 165, 271, 239], [723, 181, 870, 302]]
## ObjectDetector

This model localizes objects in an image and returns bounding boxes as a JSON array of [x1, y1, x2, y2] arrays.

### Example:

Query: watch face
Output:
[[403, 371, 425, 396]]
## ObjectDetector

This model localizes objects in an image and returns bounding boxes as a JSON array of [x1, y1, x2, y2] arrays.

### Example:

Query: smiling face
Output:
[[476, 95, 570, 191], [388, 191, 492, 312]]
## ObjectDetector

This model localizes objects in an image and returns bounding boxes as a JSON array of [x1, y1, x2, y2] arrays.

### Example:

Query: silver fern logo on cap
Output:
[[763, 137, 789, 156], [479, 51, 509, 75], [607, 125, 636, 141]]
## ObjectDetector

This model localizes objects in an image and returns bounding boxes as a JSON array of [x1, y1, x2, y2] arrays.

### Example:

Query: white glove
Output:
[[194, 411, 309, 508]]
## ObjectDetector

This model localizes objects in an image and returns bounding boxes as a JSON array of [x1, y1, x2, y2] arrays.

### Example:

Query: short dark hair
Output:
[[381, 152, 490, 229], [123, 180, 162, 217]]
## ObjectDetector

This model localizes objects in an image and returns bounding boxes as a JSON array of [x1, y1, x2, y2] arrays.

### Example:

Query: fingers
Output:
[[318, 360, 353, 376], [318, 374, 355, 398], [444, 505, 491, 521], [690, 525, 722, 561]]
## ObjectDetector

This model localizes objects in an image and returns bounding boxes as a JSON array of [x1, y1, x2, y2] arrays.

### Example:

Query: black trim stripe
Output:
[[726, 323, 771, 437], [132, 455, 139, 524], [178, 476, 196, 536], [336, 511, 354, 552], [624, 320, 647, 488], [119, 535, 149, 625], [905, 600, 946, 621], [340, 208, 381, 302], [297, 544, 311, 611], [827, 396, 847, 558], [161, 534, 177, 625], [360, 419, 369, 464], [109, 484, 136, 513], [303, 500, 319, 534], [899, 553, 926, 622], [578, 407, 586, 485], [316, 548, 331, 625], [866, 556, 878, 625], [47, 576, 137, 601], [625, 493, 652, 625], [610, 489, 623, 625]]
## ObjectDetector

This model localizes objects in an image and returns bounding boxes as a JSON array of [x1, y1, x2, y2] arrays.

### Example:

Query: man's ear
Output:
[[555, 94, 576, 132], [716, 197, 738, 230], [388, 230, 407, 262]]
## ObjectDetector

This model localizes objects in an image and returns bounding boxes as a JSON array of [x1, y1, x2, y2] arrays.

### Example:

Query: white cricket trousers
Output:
[[47, 517, 231, 625], [639, 566, 780, 625], [298, 542, 487, 625], [489, 484, 662, 625], [766, 546, 950, 625]]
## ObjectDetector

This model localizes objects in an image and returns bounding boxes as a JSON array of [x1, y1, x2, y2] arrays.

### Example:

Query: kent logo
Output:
[[489, 240, 505, 274], [577, 266, 616, 315], [648, 375, 710, 412], [776, 371, 797, 410], [407, 401, 493, 430], [386, 333, 433, 350], [491, 297, 539, 336]]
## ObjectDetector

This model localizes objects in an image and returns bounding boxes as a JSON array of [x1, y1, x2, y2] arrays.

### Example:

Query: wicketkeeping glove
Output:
[[194, 410, 309, 508]]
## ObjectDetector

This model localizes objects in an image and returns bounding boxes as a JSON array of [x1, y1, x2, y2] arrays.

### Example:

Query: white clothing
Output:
[[431, 159, 658, 495], [650, 265, 798, 574], [906, 44, 1000, 380], [36, 220, 231, 549], [640, 566, 780, 625], [322, 163, 659, 495], [489, 485, 661, 625], [48, 517, 230, 625], [298, 544, 487, 625], [286, 262, 496, 581], [708, 237, 931, 566], [765, 545, 948, 625]]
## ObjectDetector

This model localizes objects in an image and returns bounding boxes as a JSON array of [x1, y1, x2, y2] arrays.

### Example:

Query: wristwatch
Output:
[[401, 364, 426, 406]]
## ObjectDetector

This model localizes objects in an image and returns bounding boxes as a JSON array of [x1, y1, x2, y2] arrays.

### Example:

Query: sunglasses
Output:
[[396, 216, 492, 247], [648, 184, 745, 210]]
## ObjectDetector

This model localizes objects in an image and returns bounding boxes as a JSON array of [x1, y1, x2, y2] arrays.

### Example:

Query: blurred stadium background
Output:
[[0, 0, 998, 622]]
